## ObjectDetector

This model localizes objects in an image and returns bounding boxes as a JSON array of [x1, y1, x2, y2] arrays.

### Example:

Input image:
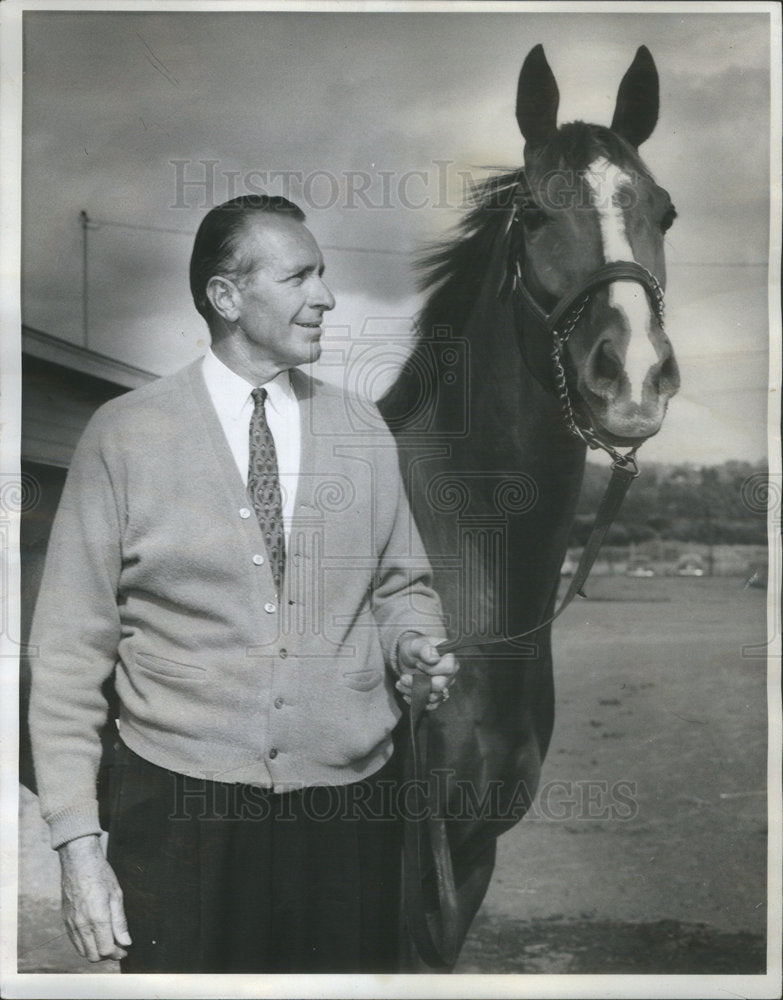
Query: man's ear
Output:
[[206, 275, 241, 323]]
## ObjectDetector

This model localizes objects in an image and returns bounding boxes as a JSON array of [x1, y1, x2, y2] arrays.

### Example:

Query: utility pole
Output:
[[79, 210, 89, 348]]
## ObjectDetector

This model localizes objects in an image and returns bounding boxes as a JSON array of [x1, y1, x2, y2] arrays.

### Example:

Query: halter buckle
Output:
[[611, 450, 640, 479]]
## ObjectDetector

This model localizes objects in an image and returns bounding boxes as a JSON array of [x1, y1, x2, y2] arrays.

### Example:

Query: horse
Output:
[[378, 44, 680, 968]]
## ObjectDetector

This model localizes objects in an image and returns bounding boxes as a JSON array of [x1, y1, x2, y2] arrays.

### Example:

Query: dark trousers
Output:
[[107, 743, 402, 973]]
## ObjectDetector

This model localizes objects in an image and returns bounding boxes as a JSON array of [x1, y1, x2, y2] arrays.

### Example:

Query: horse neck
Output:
[[397, 265, 588, 632]]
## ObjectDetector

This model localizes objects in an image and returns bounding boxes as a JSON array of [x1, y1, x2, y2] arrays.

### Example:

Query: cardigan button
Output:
[[274, 697, 284, 709], [264, 602, 276, 614], [269, 747, 278, 759], [239, 507, 252, 519], [252, 553, 265, 565]]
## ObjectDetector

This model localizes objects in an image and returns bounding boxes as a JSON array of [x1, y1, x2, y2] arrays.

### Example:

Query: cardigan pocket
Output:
[[341, 666, 383, 692], [133, 650, 208, 682], [339, 608, 385, 691]]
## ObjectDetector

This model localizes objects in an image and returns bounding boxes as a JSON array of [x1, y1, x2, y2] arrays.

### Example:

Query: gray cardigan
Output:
[[30, 360, 445, 848]]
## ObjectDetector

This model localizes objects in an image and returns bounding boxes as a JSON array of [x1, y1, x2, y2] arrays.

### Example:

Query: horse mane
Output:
[[414, 167, 526, 336], [376, 168, 526, 425]]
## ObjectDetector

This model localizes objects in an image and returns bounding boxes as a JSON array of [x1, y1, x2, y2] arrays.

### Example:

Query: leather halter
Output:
[[514, 255, 667, 461], [517, 259, 666, 340]]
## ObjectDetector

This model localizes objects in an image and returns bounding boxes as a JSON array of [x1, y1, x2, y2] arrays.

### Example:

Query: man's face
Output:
[[230, 215, 335, 370]]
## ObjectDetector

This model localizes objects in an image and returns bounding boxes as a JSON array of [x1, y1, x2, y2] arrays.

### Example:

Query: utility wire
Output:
[[90, 218, 192, 237], [88, 217, 410, 256], [87, 217, 766, 266]]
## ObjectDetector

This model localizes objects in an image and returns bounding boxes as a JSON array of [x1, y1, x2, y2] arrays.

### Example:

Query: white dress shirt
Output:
[[201, 349, 300, 539]]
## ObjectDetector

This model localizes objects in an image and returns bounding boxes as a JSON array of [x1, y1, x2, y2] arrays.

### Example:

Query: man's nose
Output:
[[311, 277, 335, 311]]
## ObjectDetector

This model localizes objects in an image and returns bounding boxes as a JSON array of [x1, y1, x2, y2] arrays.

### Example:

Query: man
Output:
[[29, 194, 457, 973]]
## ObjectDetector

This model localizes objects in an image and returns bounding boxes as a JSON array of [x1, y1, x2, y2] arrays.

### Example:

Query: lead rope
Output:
[[435, 446, 639, 656], [402, 672, 460, 969], [435, 278, 644, 660]]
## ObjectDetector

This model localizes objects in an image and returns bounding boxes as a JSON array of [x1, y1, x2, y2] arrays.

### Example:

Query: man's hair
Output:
[[189, 194, 306, 323]]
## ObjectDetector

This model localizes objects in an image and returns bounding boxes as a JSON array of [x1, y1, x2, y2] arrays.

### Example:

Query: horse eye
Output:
[[522, 208, 549, 233], [660, 206, 677, 233]]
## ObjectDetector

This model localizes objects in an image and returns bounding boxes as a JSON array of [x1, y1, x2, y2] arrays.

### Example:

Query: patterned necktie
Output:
[[248, 387, 285, 594]]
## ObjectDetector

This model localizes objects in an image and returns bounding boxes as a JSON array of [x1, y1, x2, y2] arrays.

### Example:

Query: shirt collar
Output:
[[202, 349, 294, 420], [262, 368, 296, 415]]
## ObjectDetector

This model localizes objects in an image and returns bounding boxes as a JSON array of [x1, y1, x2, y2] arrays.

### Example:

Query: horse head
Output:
[[514, 44, 680, 448]]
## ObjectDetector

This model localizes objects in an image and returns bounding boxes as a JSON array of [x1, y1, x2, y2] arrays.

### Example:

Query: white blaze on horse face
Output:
[[583, 156, 658, 405]]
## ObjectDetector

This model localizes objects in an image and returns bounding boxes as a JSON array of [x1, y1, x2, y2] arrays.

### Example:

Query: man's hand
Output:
[[395, 633, 459, 711], [57, 833, 131, 962]]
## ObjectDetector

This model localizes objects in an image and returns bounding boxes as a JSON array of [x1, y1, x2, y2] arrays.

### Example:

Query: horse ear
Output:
[[516, 44, 560, 145], [611, 45, 659, 147]]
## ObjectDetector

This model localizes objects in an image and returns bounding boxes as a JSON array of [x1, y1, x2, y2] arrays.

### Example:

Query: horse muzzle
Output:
[[577, 331, 680, 445]]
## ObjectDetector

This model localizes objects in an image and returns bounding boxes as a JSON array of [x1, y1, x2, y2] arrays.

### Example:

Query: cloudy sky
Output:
[[12, 4, 778, 464]]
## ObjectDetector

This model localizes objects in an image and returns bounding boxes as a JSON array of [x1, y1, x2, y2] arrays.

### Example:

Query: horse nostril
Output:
[[586, 340, 623, 398], [651, 353, 681, 396]]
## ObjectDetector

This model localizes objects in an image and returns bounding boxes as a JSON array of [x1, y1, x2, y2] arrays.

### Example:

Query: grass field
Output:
[[16, 576, 773, 976]]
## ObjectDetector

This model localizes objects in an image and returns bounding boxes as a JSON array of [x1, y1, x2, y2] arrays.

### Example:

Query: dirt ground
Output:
[[16, 576, 771, 977]]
